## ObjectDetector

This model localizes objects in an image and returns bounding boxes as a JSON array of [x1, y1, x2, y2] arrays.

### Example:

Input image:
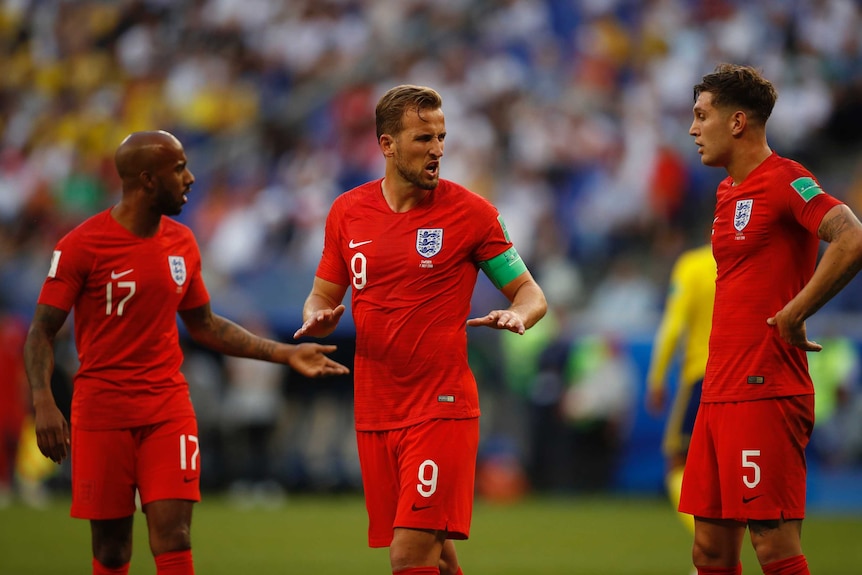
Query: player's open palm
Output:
[[294, 305, 346, 339], [288, 343, 350, 378], [467, 310, 527, 335]]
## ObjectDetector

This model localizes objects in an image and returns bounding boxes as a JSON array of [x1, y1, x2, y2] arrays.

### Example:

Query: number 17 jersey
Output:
[[36, 210, 210, 430]]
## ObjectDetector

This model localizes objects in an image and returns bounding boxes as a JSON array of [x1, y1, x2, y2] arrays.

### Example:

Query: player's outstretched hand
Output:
[[293, 305, 346, 339], [289, 343, 350, 378], [467, 310, 527, 335], [766, 311, 822, 352]]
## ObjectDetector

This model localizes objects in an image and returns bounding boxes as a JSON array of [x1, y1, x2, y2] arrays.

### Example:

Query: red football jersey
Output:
[[37, 210, 210, 430], [316, 179, 514, 430], [704, 153, 841, 402]]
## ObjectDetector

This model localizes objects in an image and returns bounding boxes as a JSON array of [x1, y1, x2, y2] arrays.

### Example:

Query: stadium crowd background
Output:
[[2, 0, 862, 504]]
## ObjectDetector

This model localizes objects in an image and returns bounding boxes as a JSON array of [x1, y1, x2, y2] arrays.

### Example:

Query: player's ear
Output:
[[379, 134, 395, 158], [139, 170, 155, 191], [730, 110, 746, 136]]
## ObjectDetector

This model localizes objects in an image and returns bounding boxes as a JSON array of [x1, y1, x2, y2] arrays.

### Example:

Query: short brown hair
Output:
[[375, 85, 443, 139], [693, 63, 777, 125]]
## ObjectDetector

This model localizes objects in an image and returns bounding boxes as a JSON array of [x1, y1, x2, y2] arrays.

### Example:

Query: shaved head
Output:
[[115, 130, 183, 183], [112, 130, 193, 218]]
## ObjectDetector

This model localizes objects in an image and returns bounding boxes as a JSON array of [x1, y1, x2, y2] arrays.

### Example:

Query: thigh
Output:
[[358, 419, 479, 548], [716, 397, 812, 522], [682, 398, 812, 522], [71, 427, 137, 519], [137, 416, 201, 506], [680, 403, 720, 518], [393, 419, 479, 542], [357, 428, 401, 548]]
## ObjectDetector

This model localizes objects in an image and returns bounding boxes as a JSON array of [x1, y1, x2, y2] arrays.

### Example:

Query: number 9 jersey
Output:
[[316, 178, 517, 431]]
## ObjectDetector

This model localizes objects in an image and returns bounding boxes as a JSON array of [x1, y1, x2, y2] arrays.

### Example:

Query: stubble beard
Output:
[[395, 156, 439, 191]]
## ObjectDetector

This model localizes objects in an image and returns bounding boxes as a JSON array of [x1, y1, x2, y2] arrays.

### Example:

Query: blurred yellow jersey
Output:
[[647, 244, 716, 391]]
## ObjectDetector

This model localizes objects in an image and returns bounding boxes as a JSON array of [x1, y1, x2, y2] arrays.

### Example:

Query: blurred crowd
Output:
[[2, 0, 862, 500]]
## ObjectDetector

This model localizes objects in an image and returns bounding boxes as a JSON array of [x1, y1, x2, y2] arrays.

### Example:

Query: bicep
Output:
[[29, 304, 69, 340], [818, 204, 862, 243], [178, 302, 215, 336]]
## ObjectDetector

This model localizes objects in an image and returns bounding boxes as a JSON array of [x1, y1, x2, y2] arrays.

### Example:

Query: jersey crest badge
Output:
[[416, 228, 443, 258], [169, 256, 187, 286], [734, 200, 753, 232]]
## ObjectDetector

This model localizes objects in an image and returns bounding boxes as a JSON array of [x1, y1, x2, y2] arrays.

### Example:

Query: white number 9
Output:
[[416, 459, 438, 497], [351, 253, 367, 290]]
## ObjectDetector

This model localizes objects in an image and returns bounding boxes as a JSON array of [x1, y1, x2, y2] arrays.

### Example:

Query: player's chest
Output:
[[85, 241, 192, 304], [713, 190, 775, 259], [340, 217, 473, 287]]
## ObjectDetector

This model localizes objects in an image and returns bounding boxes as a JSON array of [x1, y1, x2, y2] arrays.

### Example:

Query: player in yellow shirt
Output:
[[646, 243, 716, 534]]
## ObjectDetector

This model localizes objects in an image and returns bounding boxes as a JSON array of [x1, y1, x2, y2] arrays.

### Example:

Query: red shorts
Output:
[[357, 418, 479, 548], [71, 416, 201, 519], [680, 396, 813, 522]]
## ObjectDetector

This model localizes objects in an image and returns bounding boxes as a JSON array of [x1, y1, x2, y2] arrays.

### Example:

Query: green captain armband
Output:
[[479, 247, 527, 289]]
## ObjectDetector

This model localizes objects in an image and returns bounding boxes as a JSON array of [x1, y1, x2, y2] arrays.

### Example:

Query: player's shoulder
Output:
[[437, 179, 497, 211], [59, 209, 113, 243], [333, 180, 380, 208], [160, 215, 195, 237]]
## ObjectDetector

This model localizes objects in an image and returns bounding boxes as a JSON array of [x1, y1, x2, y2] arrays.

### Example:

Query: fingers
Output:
[[467, 312, 526, 334], [38, 431, 69, 464]]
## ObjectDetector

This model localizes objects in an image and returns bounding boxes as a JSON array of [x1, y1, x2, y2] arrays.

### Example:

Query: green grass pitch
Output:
[[1, 494, 860, 574]]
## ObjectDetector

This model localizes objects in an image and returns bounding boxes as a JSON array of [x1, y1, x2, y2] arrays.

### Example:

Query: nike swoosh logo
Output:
[[742, 494, 764, 504], [411, 503, 433, 511], [111, 269, 134, 279], [183, 476, 198, 483], [349, 239, 372, 248]]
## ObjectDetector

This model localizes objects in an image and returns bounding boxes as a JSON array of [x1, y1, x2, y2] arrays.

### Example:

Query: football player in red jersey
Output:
[[294, 85, 547, 575], [680, 64, 862, 575], [24, 130, 349, 575]]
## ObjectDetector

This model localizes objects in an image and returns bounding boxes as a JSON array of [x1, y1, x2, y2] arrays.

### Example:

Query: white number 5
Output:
[[742, 449, 761, 488]]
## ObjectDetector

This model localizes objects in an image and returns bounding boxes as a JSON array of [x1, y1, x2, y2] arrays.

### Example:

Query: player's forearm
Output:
[[507, 280, 547, 330], [790, 232, 862, 322], [794, 204, 862, 319], [191, 314, 283, 361], [23, 332, 57, 409]]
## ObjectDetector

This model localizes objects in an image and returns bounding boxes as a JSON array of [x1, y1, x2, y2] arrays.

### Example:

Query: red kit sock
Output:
[[393, 568, 440, 575], [154, 549, 194, 575], [762, 555, 809, 575], [92, 558, 129, 575], [696, 565, 741, 575]]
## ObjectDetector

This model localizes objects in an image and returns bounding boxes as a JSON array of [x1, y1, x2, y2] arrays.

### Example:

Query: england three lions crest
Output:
[[734, 199, 753, 232], [416, 228, 443, 258], [168, 256, 187, 286]]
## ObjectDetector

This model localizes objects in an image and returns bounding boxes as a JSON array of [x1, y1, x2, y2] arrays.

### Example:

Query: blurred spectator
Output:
[[808, 335, 862, 467], [0, 313, 29, 507], [220, 318, 288, 506], [561, 334, 637, 492]]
